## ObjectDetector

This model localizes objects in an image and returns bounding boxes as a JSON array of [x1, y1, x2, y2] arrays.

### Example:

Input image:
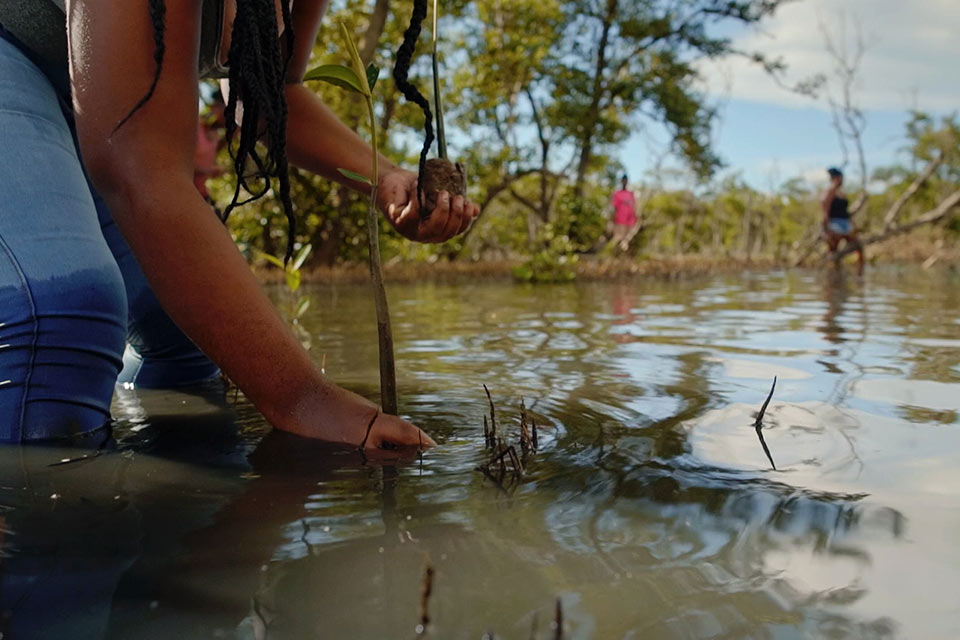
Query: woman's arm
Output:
[[279, 0, 479, 243], [68, 0, 432, 448]]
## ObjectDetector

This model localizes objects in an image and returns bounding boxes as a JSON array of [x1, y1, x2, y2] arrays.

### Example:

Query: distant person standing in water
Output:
[[822, 167, 864, 274], [610, 175, 638, 249]]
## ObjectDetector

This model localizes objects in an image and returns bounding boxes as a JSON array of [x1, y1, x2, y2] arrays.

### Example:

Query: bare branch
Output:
[[509, 188, 541, 214], [358, 0, 390, 65], [818, 12, 871, 192], [837, 189, 960, 258], [479, 169, 542, 213], [882, 153, 943, 230], [849, 191, 867, 216]]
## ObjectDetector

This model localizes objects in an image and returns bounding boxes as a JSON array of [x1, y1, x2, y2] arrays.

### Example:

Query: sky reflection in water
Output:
[[2, 266, 959, 639]]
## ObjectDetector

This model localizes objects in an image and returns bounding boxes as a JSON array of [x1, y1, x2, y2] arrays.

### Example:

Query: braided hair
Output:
[[118, 0, 298, 262], [392, 0, 433, 209]]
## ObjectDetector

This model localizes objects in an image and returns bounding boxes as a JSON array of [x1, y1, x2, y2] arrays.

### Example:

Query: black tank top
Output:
[[829, 196, 849, 220]]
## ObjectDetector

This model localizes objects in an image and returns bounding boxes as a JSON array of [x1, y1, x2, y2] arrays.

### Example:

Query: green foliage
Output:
[[303, 64, 366, 93], [207, 3, 959, 277], [365, 63, 380, 92], [337, 168, 373, 185], [512, 225, 579, 283]]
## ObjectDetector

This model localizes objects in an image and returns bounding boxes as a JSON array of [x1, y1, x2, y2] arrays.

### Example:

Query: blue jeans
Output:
[[0, 33, 218, 441]]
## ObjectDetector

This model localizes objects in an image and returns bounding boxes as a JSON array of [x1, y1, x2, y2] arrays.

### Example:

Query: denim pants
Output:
[[0, 33, 218, 441]]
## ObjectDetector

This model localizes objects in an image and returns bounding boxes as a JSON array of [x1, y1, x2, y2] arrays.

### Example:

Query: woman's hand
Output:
[[279, 380, 437, 449], [377, 168, 480, 243]]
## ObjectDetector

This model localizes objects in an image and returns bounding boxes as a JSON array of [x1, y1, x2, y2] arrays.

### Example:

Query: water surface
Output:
[[2, 267, 959, 639]]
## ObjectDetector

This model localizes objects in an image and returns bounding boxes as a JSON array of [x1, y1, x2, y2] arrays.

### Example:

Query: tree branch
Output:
[[359, 0, 390, 65], [509, 188, 541, 214], [882, 153, 943, 230], [837, 188, 960, 258]]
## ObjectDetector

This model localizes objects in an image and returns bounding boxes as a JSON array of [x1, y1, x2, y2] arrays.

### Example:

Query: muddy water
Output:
[[1, 267, 959, 639]]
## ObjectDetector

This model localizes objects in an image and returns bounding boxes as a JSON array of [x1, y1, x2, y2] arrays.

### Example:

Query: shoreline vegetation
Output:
[[253, 234, 960, 285], [207, 9, 960, 295]]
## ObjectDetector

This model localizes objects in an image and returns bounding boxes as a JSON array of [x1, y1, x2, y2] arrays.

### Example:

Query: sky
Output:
[[620, 0, 960, 192]]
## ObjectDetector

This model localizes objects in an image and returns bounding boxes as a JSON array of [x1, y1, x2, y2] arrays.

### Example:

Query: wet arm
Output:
[[69, 0, 428, 446]]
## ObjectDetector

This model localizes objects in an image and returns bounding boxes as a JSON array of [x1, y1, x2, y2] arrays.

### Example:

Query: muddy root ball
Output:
[[421, 158, 467, 217]]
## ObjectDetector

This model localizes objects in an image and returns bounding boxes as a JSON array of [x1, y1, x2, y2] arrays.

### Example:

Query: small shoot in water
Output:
[[257, 243, 313, 349], [258, 242, 312, 293]]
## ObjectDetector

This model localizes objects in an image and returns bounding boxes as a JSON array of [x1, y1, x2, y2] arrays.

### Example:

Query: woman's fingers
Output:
[[456, 210, 474, 235], [459, 201, 479, 235], [367, 414, 437, 449], [440, 195, 467, 240], [419, 191, 451, 242], [418, 193, 479, 243]]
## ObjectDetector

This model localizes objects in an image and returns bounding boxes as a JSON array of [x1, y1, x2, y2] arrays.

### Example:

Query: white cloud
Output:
[[698, 0, 960, 113]]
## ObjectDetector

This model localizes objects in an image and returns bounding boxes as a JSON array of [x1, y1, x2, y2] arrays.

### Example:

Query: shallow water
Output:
[[2, 267, 960, 639]]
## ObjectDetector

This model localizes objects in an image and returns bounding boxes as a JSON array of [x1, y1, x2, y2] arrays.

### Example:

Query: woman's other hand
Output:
[[377, 168, 479, 243], [281, 381, 437, 450]]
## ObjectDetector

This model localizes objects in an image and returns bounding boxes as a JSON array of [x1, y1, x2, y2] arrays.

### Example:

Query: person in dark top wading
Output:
[[821, 167, 864, 275], [0, 0, 480, 446]]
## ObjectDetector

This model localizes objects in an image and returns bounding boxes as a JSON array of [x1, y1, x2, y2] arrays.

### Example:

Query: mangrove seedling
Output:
[[394, 0, 466, 214], [304, 24, 398, 415], [257, 243, 313, 350]]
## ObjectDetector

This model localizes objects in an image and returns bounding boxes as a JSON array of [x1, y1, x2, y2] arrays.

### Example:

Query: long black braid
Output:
[[118, 0, 298, 263], [392, 0, 433, 209], [113, 0, 166, 133]]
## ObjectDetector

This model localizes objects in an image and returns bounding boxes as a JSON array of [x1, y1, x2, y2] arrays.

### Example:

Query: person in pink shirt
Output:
[[610, 175, 638, 248]]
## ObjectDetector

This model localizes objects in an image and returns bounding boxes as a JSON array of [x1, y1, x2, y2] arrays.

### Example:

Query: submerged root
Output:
[[416, 560, 434, 636]]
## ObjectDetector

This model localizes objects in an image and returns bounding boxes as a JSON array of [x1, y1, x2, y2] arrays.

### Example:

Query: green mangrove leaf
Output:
[[303, 64, 364, 94], [295, 297, 311, 319], [338, 168, 373, 185], [339, 22, 369, 96], [366, 63, 380, 92], [256, 250, 286, 271], [285, 269, 302, 293], [292, 243, 313, 271]]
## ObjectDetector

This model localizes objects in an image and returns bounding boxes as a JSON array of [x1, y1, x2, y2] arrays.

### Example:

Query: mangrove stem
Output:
[[431, 0, 447, 159], [365, 99, 398, 415]]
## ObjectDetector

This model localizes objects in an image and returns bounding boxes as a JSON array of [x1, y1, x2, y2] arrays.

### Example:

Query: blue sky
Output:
[[621, 0, 959, 192]]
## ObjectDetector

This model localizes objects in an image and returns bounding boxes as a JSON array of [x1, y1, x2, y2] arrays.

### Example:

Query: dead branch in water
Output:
[[519, 397, 534, 456], [416, 561, 434, 637], [484, 384, 498, 447], [882, 153, 943, 231], [753, 377, 777, 470], [553, 597, 564, 639], [477, 388, 542, 493], [836, 188, 960, 259]]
